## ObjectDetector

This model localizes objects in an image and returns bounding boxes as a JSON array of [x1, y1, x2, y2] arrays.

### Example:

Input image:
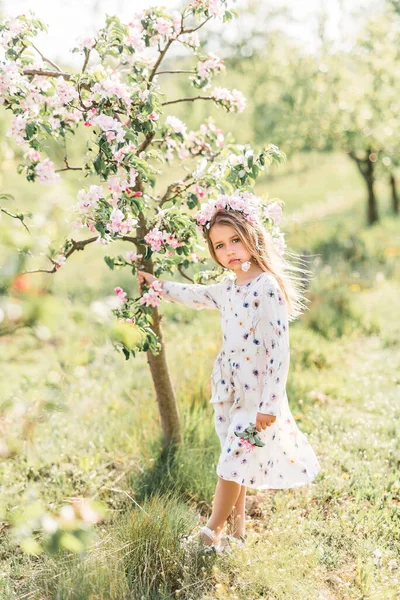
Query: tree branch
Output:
[[136, 132, 155, 155], [23, 236, 100, 275], [181, 16, 212, 34], [82, 49, 91, 74], [158, 148, 222, 207], [177, 264, 194, 283], [23, 69, 71, 80], [149, 39, 175, 83], [55, 165, 84, 173], [157, 70, 196, 75], [31, 43, 62, 72], [120, 235, 139, 244], [162, 95, 212, 107], [0, 208, 31, 234]]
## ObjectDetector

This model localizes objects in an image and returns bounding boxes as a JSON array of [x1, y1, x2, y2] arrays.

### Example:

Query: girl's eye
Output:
[[216, 238, 240, 250]]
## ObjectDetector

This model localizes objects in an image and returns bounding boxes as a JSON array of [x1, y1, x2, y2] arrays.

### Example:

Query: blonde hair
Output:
[[205, 210, 313, 322]]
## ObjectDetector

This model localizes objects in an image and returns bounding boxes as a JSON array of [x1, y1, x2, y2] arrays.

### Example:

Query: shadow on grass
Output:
[[131, 399, 219, 515]]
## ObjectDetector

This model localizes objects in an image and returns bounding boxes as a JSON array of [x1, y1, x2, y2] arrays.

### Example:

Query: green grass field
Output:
[[1, 152, 399, 599]]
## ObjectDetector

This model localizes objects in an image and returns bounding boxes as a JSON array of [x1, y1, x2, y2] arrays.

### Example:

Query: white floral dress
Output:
[[162, 271, 321, 490]]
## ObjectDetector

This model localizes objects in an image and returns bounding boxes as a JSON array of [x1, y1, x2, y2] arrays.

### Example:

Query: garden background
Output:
[[0, 0, 399, 598]]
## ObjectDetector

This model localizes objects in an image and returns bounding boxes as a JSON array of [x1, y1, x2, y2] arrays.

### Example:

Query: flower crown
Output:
[[194, 191, 281, 230], [193, 190, 286, 255]]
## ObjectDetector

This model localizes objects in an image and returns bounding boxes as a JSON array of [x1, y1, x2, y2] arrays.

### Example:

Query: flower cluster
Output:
[[107, 208, 138, 234], [234, 423, 265, 448], [162, 117, 225, 163], [144, 226, 184, 252], [187, 0, 232, 19], [192, 53, 225, 88], [194, 191, 286, 255], [125, 251, 143, 263], [195, 191, 263, 229], [139, 279, 163, 308], [114, 286, 128, 304], [211, 87, 247, 112]]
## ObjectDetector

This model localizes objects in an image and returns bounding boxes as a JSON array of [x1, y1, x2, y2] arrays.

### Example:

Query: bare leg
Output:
[[226, 485, 246, 539], [200, 477, 242, 545]]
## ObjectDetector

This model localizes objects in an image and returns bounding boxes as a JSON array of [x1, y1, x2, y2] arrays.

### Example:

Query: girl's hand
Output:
[[137, 270, 158, 294], [255, 412, 276, 432]]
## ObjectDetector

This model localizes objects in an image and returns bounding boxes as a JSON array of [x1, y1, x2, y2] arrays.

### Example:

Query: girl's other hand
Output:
[[137, 270, 157, 294], [255, 412, 276, 432]]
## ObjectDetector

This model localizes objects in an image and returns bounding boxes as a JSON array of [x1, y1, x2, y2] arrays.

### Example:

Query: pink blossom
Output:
[[118, 316, 136, 324], [0, 62, 28, 97], [7, 114, 27, 144], [177, 144, 190, 160], [154, 17, 173, 37], [165, 115, 187, 136], [107, 208, 137, 234], [77, 36, 96, 51], [148, 112, 159, 121], [35, 158, 60, 185], [171, 11, 182, 36], [90, 77, 132, 109], [264, 201, 283, 225], [181, 31, 200, 48], [211, 87, 247, 113], [125, 24, 145, 51], [125, 251, 143, 263], [195, 191, 263, 228], [107, 175, 128, 202], [27, 149, 41, 162], [54, 254, 66, 268], [151, 279, 164, 293], [90, 114, 125, 143], [239, 438, 254, 450], [139, 288, 162, 307], [195, 185, 207, 199], [165, 233, 183, 249], [144, 227, 165, 252], [76, 185, 104, 214], [54, 76, 79, 105], [190, 252, 199, 262], [114, 286, 127, 303], [197, 53, 225, 79]]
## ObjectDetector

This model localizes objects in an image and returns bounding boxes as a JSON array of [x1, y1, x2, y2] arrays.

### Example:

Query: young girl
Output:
[[137, 199, 321, 552]]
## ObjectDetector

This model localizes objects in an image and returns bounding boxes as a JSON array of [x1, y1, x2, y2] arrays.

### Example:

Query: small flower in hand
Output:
[[234, 423, 265, 448]]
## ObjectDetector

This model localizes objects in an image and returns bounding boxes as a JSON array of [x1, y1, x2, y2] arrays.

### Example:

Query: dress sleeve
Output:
[[160, 276, 227, 311], [254, 276, 290, 416]]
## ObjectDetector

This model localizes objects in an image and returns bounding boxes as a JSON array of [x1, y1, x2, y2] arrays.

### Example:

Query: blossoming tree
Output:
[[0, 2, 285, 447]]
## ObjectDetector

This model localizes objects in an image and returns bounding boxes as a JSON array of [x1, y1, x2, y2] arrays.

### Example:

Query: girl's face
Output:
[[209, 224, 251, 272]]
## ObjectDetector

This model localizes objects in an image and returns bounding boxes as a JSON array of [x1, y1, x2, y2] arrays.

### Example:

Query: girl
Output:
[[137, 200, 321, 552]]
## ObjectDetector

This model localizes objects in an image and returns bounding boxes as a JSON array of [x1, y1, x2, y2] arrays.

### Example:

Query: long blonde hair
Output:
[[205, 210, 313, 322]]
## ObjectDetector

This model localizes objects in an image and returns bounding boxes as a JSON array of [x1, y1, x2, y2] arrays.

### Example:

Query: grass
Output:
[[1, 153, 400, 599]]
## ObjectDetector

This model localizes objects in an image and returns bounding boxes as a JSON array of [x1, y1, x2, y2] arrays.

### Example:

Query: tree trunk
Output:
[[365, 159, 379, 225], [136, 209, 182, 449], [146, 310, 182, 448], [349, 151, 379, 225], [389, 173, 399, 215]]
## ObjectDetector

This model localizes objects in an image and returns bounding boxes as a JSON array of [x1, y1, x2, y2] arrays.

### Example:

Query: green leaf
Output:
[[104, 256, 115, 270]]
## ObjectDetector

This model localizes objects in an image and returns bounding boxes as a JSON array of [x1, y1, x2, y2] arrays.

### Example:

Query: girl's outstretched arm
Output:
[[160, 277, 227, 310], [254, 275, 291, 417]]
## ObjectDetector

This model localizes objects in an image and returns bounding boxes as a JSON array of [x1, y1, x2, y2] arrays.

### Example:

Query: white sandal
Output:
[[181, 526, 223, 553], [199, 526, 225, 553]]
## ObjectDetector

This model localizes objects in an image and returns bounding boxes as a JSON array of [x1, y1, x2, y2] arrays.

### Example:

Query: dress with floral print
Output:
[[162, 271, 321, 490]]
